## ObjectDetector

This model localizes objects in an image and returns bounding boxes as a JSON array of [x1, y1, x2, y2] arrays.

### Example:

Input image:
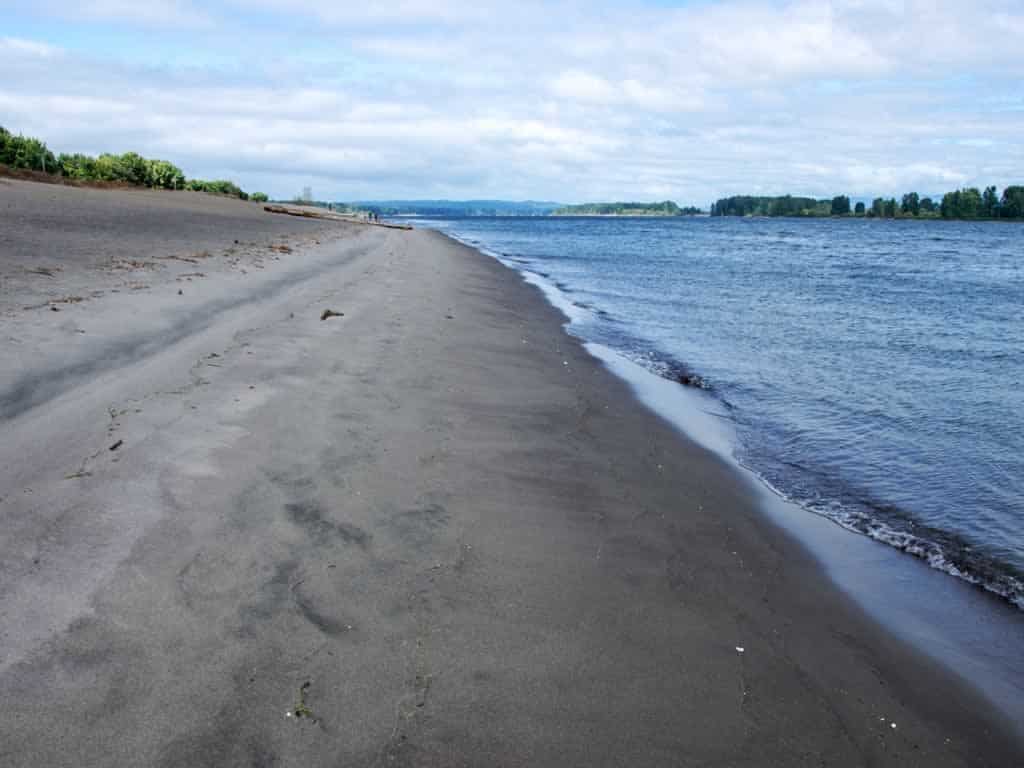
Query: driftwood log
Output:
[[263, 205, 411, 229]]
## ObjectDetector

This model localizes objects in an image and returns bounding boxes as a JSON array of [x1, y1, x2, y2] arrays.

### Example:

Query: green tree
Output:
[[940, 191, 956, 218], [958, 187, 982, 218], [884, 198, 897, 218], [982, 186, 999, 218], [250, 192, 269, 203], [920, 197, 935, 214], [901, 192, 920, 216], [871, 198, 885, 218], [830, 195, 851, 215], [854, 201, 866, 215], [1001, 186, 1024, 219]]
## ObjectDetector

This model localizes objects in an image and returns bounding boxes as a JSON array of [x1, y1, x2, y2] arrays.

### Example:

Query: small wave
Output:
[[749, 469, 1024, 611], [664, 365, 711, 391], [835, 508, 1024, 610], [605, 348, 714, 392]]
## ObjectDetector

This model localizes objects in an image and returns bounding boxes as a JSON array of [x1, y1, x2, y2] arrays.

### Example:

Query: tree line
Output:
[[552, 201, 703, 216], [710, 187, 1024, 220], [0, 126, 267, 202]]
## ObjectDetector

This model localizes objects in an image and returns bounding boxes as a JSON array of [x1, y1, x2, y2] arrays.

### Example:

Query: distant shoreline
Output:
[[549, 212, 705, 218]]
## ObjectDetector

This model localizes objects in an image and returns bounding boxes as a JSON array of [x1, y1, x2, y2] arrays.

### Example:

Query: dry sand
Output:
[[0, 179, 1020, 766]]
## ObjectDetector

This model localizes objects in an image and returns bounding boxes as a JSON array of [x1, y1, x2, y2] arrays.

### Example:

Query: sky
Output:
[[1, 0, 1022, 204]]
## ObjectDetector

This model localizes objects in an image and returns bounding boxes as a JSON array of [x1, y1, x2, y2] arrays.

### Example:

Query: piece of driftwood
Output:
[[263, 205, 326, 219], [263, 205, 411, 229]]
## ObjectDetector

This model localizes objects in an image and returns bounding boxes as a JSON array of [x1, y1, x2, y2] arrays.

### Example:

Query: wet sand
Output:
[[0, 179, 1020, 766]]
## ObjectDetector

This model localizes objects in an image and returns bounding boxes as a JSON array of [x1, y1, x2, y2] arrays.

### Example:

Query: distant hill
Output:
[[552, 201, 702, 216], [345, 200, 562, 217]]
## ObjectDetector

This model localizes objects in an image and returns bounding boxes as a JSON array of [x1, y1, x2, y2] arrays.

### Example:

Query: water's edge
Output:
[[448, 225, 1023, 611]]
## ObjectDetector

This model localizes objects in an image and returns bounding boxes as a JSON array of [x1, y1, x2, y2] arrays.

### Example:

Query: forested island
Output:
[[711, 187, 1024, 220], [0, 125, 267, 201], [552, 201, 702, 216]]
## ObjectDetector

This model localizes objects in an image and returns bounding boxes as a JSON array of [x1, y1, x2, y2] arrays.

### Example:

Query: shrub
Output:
[[145, 159, 185, 189]]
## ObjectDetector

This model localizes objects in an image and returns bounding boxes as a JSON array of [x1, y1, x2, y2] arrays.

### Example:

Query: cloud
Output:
[[683, 2, 889, 82], [550, 71, 618, 104], [0, 0, 1022, 201], [222, 0, 520, 28], [10, 0, 213, 27], [549, 71, 703, 112], [841, 163, 969, 192], [0, 37, 61, 57]]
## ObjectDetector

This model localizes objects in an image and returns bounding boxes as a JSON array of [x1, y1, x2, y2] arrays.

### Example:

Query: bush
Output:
[[0, 126, 58, 173], [93, 154, 122, 181], [116, 152, 149, 184], [145, 159, 185, 189], [250, 192, 269, 203], [1, 125, 250, 198], [59, 153, 97, 180], [186, 179, 247, 198]]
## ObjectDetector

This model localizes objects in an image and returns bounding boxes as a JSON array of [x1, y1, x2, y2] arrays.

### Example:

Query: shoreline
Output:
[[583, 339, 1024, 728], [1, 180, 1021, 765], [441, 223, 1024, 729], [436, 229, 1024, 758], [447, 226, 1024, 730]]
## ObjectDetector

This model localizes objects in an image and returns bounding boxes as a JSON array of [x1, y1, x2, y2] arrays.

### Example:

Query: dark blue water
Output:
[[414, 215, 1024, 609]]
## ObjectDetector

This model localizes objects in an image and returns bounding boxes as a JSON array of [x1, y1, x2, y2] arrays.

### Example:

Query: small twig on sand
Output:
[[320, 309, 344, 321], [157, 255, 200, 264], [23, 296, 87, 310], [65, 445, 105, 479]]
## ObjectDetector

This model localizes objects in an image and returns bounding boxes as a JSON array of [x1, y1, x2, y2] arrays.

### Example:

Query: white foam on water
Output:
[[584, 342, 736, 461]]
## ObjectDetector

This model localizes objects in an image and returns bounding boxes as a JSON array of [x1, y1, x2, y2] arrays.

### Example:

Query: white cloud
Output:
[[549, 70, 617, 104], [13, 0, 213, 27], [0, 37, 61, 57], [841, 163, 969, 192], [549, 71, 703, 113], [685, 2, 889, 82], [0, 0, 1022, 201]]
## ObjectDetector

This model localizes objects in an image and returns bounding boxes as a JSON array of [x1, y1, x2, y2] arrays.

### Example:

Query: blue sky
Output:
[[1, 0, 1022, 203]]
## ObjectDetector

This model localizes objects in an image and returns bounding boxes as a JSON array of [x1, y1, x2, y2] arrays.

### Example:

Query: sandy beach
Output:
[[0, 178, 1020, 767]]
